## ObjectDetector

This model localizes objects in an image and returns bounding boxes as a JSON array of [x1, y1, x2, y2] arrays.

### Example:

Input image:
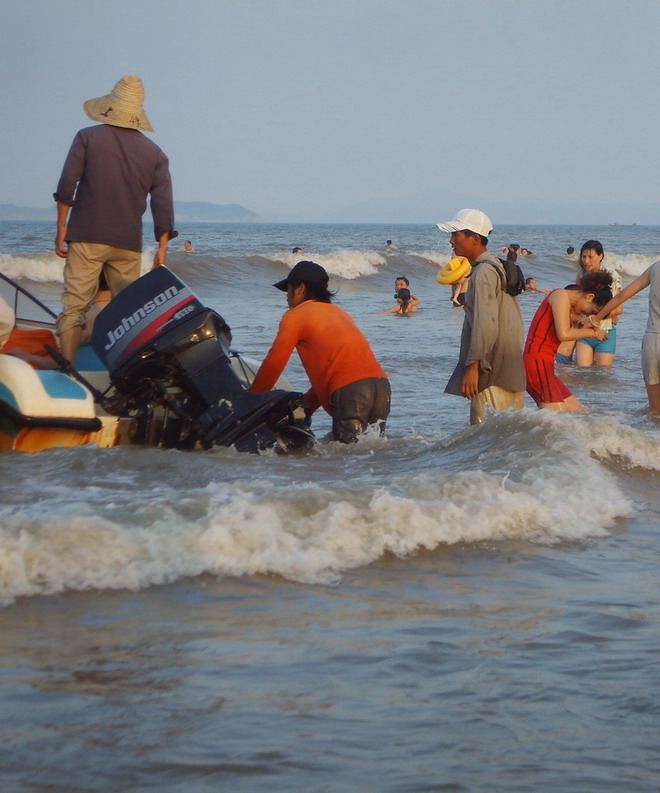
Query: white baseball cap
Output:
[[437, 208, 493, 237]]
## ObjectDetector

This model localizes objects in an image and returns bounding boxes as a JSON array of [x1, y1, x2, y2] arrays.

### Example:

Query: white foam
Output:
[[0, 252, 64, 283], [0, 425, 633, 606], [0, 249, 156, 284], [604, 253, 658, 278], [568, 413, 660, 471], [408, 249, 451, 268], [273, 249, 387, 280]]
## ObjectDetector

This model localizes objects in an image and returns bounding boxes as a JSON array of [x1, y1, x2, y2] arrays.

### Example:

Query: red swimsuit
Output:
[[523, 291, 573, 406]]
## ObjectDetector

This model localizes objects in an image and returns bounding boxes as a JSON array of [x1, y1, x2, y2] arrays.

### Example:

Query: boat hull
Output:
[[0, 268, 313, 455]]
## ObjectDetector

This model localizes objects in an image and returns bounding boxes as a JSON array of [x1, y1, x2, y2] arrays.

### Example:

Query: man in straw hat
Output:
[[53, 75, 177, 364], [0, 294, 14, 349], [250, 260, 390, 443], [437, 209, 525, 424]]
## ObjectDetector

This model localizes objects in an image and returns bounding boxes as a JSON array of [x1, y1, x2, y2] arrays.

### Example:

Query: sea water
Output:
[[0, 221, 659, 792]]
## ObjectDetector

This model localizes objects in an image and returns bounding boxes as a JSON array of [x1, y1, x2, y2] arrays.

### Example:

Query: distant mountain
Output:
[[0, 203, 56, 220], [173, 201, 261, 222], [0, 201, 261, 223]]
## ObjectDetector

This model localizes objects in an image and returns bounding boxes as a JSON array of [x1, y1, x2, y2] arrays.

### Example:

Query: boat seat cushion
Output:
[[1, 327, 58, 359], [0, 354, 96, 419]]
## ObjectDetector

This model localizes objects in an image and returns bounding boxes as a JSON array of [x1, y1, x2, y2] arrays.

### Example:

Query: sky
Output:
[[2, 0, 660, 224]]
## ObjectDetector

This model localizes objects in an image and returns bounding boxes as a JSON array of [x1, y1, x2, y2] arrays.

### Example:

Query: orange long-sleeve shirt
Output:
[[250, 300, 387, 414]]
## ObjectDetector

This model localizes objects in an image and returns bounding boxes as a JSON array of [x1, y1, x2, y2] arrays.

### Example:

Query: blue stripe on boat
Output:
[[37, 371, 88, 400], [0, 383, 19, 410]]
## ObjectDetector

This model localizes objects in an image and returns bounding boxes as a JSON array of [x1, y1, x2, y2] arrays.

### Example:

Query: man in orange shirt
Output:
[[250, 261, 390, 443]]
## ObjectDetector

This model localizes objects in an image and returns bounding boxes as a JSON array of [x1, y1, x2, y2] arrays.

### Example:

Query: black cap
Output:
[[274, 260, 329, 292]]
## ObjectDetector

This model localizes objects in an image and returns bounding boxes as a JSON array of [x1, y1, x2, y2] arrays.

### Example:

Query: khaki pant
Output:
[[470, 385, 524, 425], [57, 242, 141, 335]]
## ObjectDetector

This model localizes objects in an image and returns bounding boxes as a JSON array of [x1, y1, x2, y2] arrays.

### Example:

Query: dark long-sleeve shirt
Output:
[[54, 124, 177, 252]]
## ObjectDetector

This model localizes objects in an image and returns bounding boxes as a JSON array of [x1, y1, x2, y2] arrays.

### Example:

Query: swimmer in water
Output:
[[393, 276, 420, 309], [524, 277, 548, 295], [378, 287, 418, 314]]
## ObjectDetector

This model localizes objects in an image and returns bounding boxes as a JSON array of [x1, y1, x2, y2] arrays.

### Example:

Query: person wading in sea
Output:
[[437, 208, 526, 424], [250, 261, 390, 442]]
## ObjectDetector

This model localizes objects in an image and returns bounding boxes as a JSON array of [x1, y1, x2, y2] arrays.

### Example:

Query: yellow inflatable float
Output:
[[437, 256, 471, 285]]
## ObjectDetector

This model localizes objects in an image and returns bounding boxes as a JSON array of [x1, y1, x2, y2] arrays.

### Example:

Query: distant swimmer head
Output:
[[292, 247, 303, 254], [394, 276, 410, 289], [83, 75, 154, 132]]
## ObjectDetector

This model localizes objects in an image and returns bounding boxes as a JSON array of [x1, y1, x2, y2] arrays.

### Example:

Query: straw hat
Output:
[[83, 75, 154, 132]]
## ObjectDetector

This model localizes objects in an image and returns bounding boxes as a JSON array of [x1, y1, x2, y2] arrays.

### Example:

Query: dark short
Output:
[[330, 377, 391, 443], [524, 354, 572, 406]]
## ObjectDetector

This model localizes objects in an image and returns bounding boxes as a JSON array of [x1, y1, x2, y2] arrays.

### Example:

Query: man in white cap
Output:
[[437, 209, 525, 423], [53, 75, 177, 364]]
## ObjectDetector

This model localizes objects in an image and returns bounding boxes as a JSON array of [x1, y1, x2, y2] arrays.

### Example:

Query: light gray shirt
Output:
[[445, 252, 526, 396]]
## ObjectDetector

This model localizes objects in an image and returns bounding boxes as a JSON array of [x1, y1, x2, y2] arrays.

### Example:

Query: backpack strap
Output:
[[470, 254, 506, 292], [481, 256, 507, 292]]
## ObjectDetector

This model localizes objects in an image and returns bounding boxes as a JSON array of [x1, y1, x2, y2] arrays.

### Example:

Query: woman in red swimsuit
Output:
[[524, 271, 613, 412]]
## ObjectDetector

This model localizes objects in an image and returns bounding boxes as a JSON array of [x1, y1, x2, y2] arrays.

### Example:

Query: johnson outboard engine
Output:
[[92, 267, 313, 453]]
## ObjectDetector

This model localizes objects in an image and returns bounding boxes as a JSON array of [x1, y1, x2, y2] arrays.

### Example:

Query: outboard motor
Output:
[[92, 267, 313, 453]]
